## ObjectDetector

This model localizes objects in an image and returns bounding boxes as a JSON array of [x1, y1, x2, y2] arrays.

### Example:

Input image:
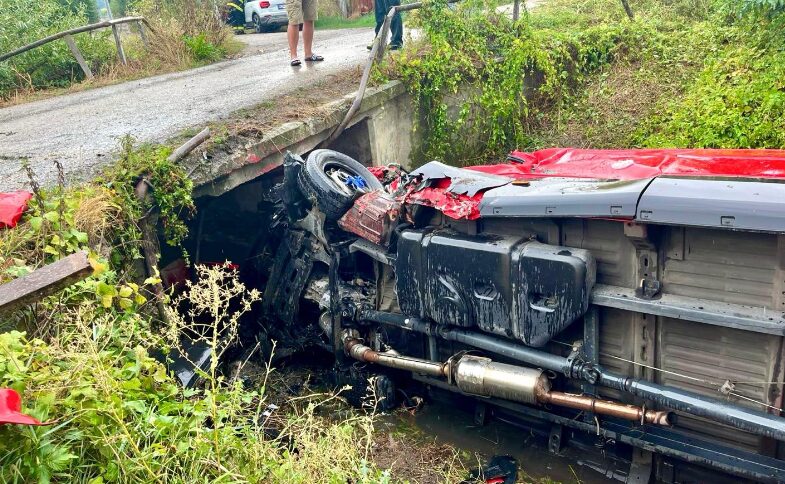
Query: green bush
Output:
[[381, 0, 660, 164], [184, 33, 224, 62], [58, 0, 100, 22], [637, 17, 785, 148], [0, 272, 390, 483]]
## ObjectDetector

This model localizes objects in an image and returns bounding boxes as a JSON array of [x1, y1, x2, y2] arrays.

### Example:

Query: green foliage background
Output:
[[637, 15, 785, 148], [383, 0, 785, 163], [0, 0, 114, 96]]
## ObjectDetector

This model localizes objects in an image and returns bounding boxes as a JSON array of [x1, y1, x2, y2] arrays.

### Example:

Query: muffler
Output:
[[344, 339, 672, 426]]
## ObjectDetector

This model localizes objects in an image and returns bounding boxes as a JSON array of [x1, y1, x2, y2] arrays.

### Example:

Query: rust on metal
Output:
[[337, 191, 401, 246], [344, 338, 448, 377], [539, 391, 672, 426]]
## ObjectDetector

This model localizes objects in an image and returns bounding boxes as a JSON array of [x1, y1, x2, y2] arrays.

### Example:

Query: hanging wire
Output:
[[551, 339, 784, 412]]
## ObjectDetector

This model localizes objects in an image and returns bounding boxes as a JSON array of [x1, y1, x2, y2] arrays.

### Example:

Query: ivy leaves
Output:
[[384, 0, 639, 165]]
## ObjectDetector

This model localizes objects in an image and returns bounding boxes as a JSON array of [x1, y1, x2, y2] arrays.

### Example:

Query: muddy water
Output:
[[393, 400, 616, 483]]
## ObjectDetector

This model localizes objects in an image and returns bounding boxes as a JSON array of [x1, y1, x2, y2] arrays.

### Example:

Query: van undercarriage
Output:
[[186, 148, 785, 483]]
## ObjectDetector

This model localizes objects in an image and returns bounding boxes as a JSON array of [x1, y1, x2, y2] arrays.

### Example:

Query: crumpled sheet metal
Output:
[[398, 161, 511, 220], [410, 161, 512, 196], [397, 149, 785, 220], [402, 181, 486, 220], [496, 148, 785, 180], [0, 191, 32, 229]]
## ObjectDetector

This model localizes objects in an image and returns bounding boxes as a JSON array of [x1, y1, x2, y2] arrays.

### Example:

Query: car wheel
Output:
[[253, 13, 264, 33], [297, 149, 383, 220]]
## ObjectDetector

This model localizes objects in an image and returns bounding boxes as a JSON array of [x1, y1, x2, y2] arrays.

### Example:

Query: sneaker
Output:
[[390, 44, 402, 51]]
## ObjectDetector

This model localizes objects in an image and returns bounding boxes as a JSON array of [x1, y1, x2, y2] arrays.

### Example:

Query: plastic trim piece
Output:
[[636, 177, 785, 232], [479, 178, 653, 218]]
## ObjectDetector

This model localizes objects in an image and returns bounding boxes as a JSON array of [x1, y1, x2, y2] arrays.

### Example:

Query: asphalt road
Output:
[[0, 28, 374, 191]]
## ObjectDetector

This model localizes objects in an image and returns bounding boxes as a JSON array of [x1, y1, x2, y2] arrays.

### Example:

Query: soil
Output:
[[184, 67, 363, 162], [372, 414, 470, 483]]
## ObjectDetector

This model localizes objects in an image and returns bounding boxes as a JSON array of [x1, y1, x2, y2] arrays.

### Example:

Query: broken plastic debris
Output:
[[0, 191, 32, 229], [0, 389, 44, 426], [262, 403, 279, 418]]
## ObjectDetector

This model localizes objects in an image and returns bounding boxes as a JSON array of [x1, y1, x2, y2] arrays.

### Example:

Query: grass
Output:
[[520, 0, 755, 150], [316, 14, 377, 30]]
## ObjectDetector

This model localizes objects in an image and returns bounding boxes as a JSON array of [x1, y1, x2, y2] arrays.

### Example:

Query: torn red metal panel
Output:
[[0, 191, 32, 229], [367, 165, 388, 181], [0, 389, 43, 426], [400, 178, 485, 220]]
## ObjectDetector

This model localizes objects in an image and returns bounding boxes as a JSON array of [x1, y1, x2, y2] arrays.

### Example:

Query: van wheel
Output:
[[297, 149, 383, 220]]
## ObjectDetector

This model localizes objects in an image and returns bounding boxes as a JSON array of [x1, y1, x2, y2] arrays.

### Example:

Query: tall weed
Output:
[[0, 264, 390, 483]]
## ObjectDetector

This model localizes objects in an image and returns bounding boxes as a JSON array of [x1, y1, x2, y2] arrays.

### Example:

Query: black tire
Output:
[[297, 149, 383, 220], [253, 14, 264, 33]]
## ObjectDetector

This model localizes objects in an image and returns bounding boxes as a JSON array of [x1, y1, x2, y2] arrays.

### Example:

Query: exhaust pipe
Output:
[[344, 339, 672, 426], [358, 310, 785, 441], [345, 339, 447, 378]]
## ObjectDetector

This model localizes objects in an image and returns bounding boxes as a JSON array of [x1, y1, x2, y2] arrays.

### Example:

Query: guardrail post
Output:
[[63, 34, 93, 80], [136, 20, 149, 49], [111, 24, 127, 65]]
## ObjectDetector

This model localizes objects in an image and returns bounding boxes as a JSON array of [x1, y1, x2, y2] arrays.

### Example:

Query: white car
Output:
[[244, 0, 288, 33]]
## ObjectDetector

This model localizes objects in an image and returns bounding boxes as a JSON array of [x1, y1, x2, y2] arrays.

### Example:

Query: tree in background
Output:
[[57, 0, 100, 22], [109, 0, 131, 17]]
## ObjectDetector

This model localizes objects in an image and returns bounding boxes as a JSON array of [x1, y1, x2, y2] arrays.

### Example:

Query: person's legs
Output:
[[374, 0, 386, 36], [286, 0, 304, 61], [368, 0, 386, 49], [301, 0, 321, 60], [287, 24, 300, 60], [389, 1, 403, 48], [302, 21, 314, 58]]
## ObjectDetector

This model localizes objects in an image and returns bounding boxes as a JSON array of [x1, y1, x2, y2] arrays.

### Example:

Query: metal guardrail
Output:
[[0, 16, 155, 80]]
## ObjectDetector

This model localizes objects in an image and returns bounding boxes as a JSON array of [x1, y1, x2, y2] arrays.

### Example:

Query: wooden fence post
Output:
[[111, 24, 127, 65], [63, 34, 94, 80], [621, 0, 634, 19], [136, 20, 149, 49]]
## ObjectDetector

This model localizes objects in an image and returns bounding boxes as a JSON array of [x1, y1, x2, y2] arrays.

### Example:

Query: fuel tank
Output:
[[395, 229, 596, 347]]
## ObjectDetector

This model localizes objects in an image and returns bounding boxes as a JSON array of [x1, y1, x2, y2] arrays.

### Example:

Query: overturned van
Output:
[[187, 147, 785, 483]]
